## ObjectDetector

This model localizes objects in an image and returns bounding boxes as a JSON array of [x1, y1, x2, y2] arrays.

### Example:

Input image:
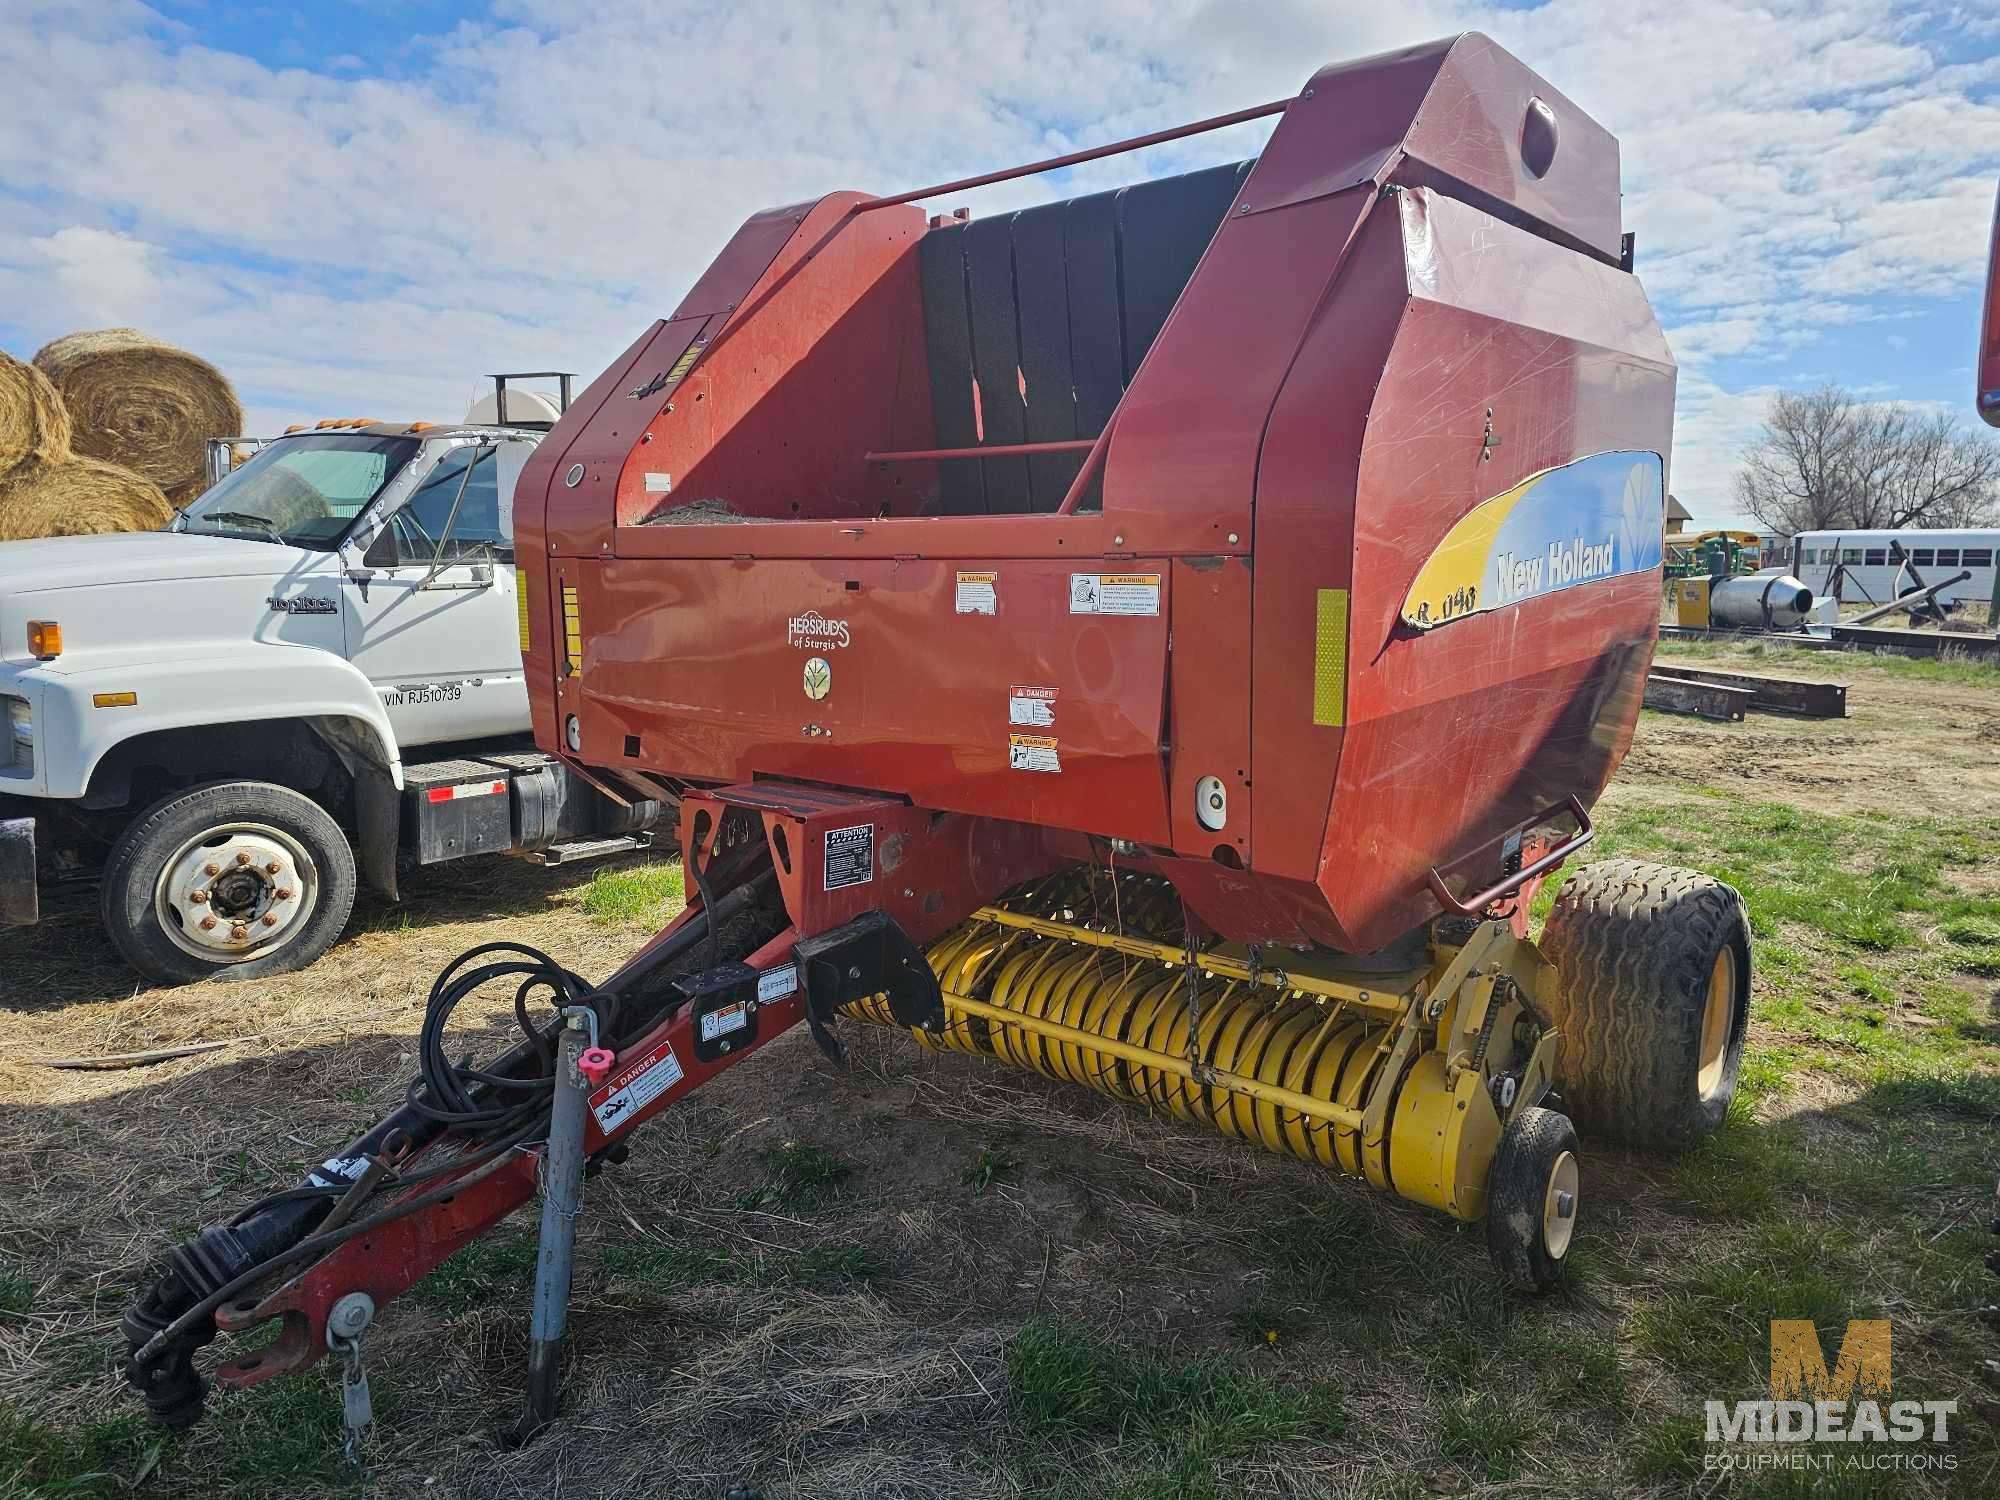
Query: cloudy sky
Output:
[[2, 0, 1995, 525]]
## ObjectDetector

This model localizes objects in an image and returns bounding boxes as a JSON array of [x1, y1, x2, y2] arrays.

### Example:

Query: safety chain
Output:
[[326, 1292, 376, 1474], [1182, 925, 1218, 1086]]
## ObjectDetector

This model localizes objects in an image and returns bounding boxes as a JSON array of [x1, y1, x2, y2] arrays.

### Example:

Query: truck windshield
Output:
[[178, 435, 421, 549]]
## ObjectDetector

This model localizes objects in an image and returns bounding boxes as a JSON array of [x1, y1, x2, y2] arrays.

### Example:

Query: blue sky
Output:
[[3, 0, 1996, 527]]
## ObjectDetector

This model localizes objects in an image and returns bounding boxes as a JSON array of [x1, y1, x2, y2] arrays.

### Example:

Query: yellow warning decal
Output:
[[1313, 588, 1348, 727], [517, 580, 533, 654], [665, 346, 701, 383]]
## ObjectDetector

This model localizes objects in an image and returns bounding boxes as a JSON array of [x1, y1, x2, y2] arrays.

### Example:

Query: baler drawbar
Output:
[[124, 32, 1753, 1456]]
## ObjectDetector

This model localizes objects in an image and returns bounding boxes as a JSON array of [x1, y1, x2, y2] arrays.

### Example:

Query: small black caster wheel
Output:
[[1485, 1105, 1580, 1292]]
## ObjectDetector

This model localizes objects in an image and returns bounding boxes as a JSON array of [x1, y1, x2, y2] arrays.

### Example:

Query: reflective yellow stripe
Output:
[[561, 585, 582, 676], [1313, 587, 1348, 727], [517, 581, 533, 655]]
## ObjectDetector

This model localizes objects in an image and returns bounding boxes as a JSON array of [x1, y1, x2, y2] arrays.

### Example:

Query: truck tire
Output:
[[1538, 858, 1751, 1152], [101, 781, 358, 986]]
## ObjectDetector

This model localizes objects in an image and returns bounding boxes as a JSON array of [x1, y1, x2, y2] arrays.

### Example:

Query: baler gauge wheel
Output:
[[1485, 1106, 1579, 1292]]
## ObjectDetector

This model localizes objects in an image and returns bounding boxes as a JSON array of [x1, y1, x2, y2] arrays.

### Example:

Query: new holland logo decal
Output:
[[1400, 451, 1664, 630]]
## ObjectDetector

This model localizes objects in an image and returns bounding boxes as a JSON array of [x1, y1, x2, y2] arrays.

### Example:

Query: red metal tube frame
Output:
[[210, 918, 804, 1389], [857, 98, 1291, 210], [1425, 797, 1594, 918], [865, 439, 1096, 463]]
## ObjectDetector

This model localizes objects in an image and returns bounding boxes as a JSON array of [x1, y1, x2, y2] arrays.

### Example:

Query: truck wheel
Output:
[[1538, 858, 1751, 1151], [101, 781, 357, 986], [1485, 1106, 1579, 1292]]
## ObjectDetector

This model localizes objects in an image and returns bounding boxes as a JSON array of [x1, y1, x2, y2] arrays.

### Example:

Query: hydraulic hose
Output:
[[123, 867, 781, 1430]]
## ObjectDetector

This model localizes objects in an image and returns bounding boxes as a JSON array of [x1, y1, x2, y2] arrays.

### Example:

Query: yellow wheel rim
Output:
[[1542, 1149, 1579, 1259], [1696, 946, 1737, 1101]]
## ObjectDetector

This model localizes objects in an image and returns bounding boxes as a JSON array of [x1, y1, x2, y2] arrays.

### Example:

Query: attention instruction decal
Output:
[[1400, 451, 1664, 629], [823, 823, 874, 890], [1069, 573, 1160, 616]]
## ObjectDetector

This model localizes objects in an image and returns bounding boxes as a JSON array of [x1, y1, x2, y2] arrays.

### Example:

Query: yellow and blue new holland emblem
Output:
[[1401, 451, 1665, 629]]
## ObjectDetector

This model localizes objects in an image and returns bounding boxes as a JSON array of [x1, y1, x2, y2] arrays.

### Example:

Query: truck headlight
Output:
[[4, 697, 30, 773]]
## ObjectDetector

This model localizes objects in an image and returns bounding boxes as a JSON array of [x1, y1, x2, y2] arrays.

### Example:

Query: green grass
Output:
[[1653, 636, 2000, 688], [1435, 1390, 1530, 1480], [602, 1237, 886, 1292], [0, 1410, 162, 1498], [209, 1374, 380, 1490], [1004, 1319, 1343, 1493], [1631, 1223, 1862, 1394], [577, 858, 684, 924], [409, 1231, 540, 1313], [1539, 798, 2000, 1100], [0, 1270, 31, 1318], [962, 1146, 1021, 1195], [739, 1141, 852, 1211]]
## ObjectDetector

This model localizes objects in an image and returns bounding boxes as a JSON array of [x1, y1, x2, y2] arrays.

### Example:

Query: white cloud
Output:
[[0, 0, 1992, 530], [29, 225, 160, 324]]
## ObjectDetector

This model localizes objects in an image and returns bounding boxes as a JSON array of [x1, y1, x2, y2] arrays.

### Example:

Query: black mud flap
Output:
[[0, 816, 37, 928], [793, 910, 944, 1062]]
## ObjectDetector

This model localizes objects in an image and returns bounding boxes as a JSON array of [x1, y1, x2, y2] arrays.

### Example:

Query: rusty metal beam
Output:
[[1643, 672, 1754, 721]]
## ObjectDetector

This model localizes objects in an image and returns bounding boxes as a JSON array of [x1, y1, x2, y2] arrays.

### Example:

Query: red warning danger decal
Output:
[[587, 1038, 685, 1132]]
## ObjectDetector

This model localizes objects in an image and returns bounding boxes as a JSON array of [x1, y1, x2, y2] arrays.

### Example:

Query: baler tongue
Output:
[[123, 31, 1760, 1470]]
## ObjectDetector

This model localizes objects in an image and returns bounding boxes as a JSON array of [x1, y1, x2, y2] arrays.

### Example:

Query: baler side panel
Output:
[[1237, 198, 1415, 908], [577, 558, 1175, 844], [1319, 190, 1674, 951], [614, 198, 933, 527], [1166, 555, 1253, 865], [517, 319, 666, 750], [1100, 187, 1375, 551]]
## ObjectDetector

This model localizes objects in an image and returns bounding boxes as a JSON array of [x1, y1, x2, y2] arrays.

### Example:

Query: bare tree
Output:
[[1731, 385, 2000, 534]]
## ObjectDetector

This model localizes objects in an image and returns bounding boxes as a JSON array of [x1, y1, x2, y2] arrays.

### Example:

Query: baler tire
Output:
[[101, 781, 357, 987], [1485, 1105, 1579, 1293], [1538, 858, 1751, 1152]]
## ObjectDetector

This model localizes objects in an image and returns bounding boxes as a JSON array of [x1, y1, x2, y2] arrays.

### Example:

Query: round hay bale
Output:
[[32, 327, 242, 504], [0, 349, 73, 475], [0, 455, 174, 542]]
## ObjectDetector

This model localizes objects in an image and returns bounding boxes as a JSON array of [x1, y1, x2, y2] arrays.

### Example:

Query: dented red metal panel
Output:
[[578, 557, 1175, 844], [1400, 35, 1624, 263], [1314, 189, 1673, 951]]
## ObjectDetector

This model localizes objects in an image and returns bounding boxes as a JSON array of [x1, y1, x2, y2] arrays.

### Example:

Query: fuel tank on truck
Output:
[[512, 31, 1677, 956]]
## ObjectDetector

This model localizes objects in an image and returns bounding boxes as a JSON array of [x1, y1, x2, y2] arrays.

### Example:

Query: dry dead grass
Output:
[[2, 648, 1997, 1497]]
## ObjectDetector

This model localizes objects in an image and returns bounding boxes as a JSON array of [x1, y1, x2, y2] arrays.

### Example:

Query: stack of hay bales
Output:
[[0, 327, 242, 542]]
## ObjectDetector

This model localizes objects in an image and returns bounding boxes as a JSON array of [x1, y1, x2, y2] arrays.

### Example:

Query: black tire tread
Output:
[[100, 780, 357, 987], [1538, 857, 1750, 1151], [1485, 1105, 1577, 1292]]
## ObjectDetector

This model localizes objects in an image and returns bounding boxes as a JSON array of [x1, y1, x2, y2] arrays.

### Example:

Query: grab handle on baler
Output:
[[1425, 796, 1594, 918]]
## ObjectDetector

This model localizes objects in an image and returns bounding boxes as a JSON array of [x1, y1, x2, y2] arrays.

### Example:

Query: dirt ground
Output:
[[1, 641, 1996, 1498], [1626, 644, 2000, 814]]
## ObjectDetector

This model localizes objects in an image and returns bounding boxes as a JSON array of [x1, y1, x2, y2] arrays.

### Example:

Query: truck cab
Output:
[[0, 379, 671, 984]]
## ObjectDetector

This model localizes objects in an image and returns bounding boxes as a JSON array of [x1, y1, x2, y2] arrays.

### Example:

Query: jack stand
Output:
[[515, 1008, 594, 1443]]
